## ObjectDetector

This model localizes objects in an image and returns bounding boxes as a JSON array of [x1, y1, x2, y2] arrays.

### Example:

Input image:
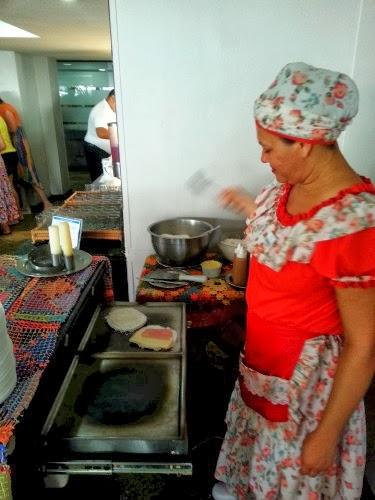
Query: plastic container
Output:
[[201, 259, 222, 278], [231, 243, 248, 287], [218, 238, 242, 262], [108, 122, 119, 163]]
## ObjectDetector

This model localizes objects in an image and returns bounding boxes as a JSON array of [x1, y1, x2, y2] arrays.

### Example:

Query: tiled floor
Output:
[[68, 169, 91, 192], [0, 169, 89, 252], [0, 215, 36, 255]]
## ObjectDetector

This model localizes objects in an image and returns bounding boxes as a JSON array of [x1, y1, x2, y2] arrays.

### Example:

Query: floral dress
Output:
[[0, 154, 19, 226], [0, 101, 41, 186], [215, 179, 375, 499]]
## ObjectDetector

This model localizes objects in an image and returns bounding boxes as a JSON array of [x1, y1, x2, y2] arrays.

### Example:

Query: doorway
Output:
[[57, 60, 114, 191]]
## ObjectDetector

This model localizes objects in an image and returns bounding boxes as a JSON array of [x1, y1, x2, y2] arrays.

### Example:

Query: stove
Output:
[[40, 302, 191, 478]]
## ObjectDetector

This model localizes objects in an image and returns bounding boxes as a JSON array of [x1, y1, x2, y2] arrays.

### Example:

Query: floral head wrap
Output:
[[254, 62, 359, 144]]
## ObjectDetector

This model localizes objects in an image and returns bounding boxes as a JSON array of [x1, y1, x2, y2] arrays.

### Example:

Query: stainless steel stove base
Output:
[[41, 302, 190, 475], [43, 459, 192, 476]]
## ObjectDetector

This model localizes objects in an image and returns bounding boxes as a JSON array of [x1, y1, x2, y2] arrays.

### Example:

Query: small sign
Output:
[[52, 216, 83, 249]]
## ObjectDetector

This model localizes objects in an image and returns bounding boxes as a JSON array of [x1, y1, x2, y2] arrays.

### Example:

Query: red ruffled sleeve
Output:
[[311, 227, 375, 288]]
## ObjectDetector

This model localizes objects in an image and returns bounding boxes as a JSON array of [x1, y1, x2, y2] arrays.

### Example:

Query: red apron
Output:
[[240, 310, 337, 422]]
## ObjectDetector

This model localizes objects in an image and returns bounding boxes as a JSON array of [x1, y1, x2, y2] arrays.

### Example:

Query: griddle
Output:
[[41, 302, 190, 476]]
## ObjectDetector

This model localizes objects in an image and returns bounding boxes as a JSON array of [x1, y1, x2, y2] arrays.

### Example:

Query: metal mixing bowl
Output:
[[148, 218, 218, 266]]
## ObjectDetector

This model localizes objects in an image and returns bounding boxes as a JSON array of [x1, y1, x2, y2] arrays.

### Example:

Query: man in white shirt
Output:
[[84, 89, 116, 181]]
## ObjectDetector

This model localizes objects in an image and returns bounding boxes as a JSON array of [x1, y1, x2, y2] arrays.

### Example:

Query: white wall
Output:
[[0, 51, 69, 195], [109, 0, 375, 299], [0, 52, 22, 111], [342, 0, 375, 176], [29, 56, 70, 194]]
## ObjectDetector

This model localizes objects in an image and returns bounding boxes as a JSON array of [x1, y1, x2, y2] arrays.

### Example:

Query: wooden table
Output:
[[136, 254, 246, 329], [31, 190, 123, 242]]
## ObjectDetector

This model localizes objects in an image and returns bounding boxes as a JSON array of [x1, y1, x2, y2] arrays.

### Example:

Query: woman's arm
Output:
[[218, 187, 256, 218], [96, 126, 110, 140], [300, 286, 375, 476], [3, 110, 17, 134]]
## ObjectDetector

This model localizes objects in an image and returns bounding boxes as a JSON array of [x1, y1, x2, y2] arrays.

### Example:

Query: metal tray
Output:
[[41, 355, 187, 455], [77, 302, 186, 357], [16, 249, 92, 277], [225, 272, 246, 290], [41, 302, 188, 458]]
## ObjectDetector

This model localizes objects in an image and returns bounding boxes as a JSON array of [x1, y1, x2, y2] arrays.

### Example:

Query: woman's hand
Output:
[[300, 428, 338, 476], [218, 187, 256, 218]]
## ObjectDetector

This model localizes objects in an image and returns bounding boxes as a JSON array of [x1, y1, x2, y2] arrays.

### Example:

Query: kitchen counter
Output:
[[0, 254, 114, 499]]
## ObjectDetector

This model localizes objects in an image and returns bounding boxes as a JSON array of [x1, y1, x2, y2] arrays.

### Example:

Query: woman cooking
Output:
[[213, 62, 375, 499]]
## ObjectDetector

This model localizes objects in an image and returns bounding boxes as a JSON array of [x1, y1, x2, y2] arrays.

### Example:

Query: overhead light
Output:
[[98, 68, 106, 72], [63, 63, 72, 66], [0, 20, 39, 38]]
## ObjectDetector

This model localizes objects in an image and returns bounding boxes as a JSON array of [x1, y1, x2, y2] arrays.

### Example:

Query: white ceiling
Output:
[[0, 0, 112, 60]]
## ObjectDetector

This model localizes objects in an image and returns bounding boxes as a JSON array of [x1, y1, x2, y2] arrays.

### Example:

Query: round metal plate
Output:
[[16, 249, 92, 278], [225, 272, 246, 290], [155, 257, 200, 269], [28, 245, 64, 271]]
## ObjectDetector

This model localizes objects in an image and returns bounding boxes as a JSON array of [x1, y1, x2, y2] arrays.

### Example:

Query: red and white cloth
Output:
[[254, 62, 359, 144]]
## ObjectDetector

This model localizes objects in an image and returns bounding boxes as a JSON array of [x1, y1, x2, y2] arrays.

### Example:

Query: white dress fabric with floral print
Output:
[[215, 337, 366, 499], [215, 181, 375, 499]]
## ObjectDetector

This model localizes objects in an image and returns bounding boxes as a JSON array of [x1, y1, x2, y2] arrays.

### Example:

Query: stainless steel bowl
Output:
[[148, 218, 218, 266]]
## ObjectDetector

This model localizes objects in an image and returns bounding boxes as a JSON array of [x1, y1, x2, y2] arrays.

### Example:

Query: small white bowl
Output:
[[218, 238, 243, 262], [201, 260, 222, 278]]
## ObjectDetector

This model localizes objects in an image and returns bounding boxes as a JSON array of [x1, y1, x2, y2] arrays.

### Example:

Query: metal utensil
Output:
[[185, 168, 221, 196], [144, 270, 207, 283], [142, 278, 189, 289]]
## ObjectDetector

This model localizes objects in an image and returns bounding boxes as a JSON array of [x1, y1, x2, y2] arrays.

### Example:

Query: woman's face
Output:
[[256, 126, 305, 184]]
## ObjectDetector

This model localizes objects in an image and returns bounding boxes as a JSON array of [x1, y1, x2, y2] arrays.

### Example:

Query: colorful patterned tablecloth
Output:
[[0, 254, 114, 498], [136, 254, 245, 328]]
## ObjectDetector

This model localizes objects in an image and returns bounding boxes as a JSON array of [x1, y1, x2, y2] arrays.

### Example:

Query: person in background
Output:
[[84, 89, 116, 182], [213, 62, 375, 499], [0, 115, 22, 219], [0, 98, 52, 212], [0, 152, 19, 235]]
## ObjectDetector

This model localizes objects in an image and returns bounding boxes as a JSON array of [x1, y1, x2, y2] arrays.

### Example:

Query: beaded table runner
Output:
[[137, 254, 244, 305], [0, 256, 30, 311], [0, 255, 113, 445]]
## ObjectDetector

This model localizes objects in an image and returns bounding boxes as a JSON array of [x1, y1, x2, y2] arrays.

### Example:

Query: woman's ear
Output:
[[297, 141, 313, 159]]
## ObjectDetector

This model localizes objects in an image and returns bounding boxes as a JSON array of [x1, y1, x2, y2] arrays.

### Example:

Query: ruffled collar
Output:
[[277, 177, 375, 226]]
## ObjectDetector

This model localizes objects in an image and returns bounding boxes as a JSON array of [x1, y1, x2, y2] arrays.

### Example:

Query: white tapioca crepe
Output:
[[105, 307, 147, 333]]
